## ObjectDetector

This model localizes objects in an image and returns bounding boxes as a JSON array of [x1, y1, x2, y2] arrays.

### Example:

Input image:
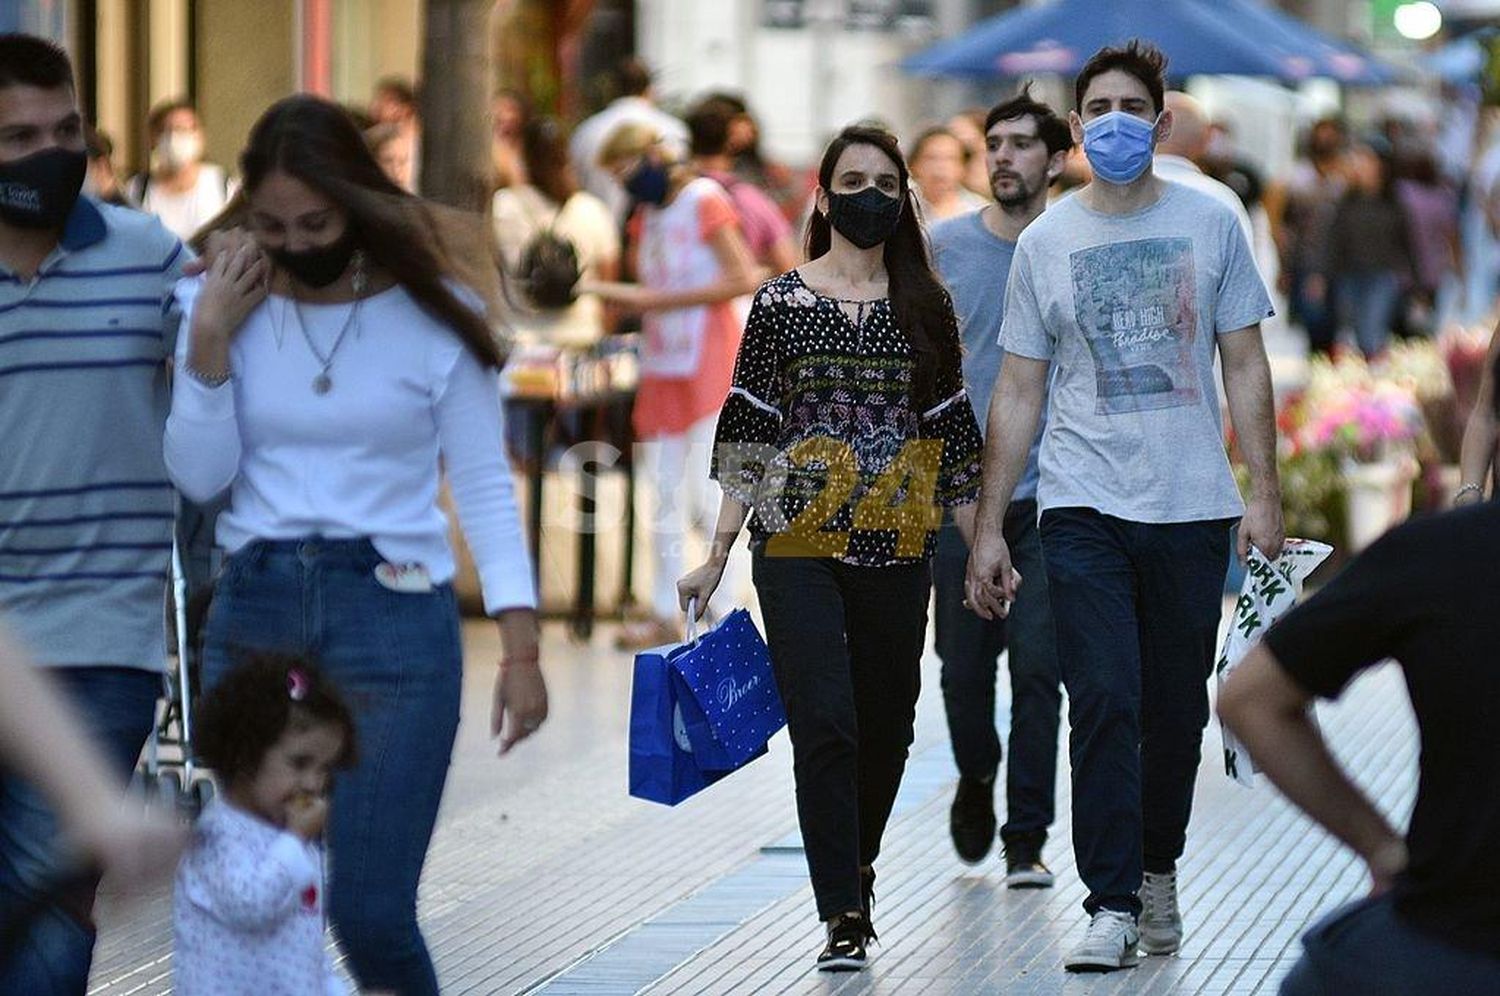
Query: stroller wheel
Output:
[[189, 777, 216, 817], [154, 769, 183, 815]]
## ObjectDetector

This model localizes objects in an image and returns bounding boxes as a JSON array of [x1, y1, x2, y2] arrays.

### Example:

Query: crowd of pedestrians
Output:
[[1, 23, 1498, 996]]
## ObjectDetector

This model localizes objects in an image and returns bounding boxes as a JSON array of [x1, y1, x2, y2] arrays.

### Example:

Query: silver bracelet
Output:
[[1454, 482, 1485, 502], [183, 364, 231, 389]]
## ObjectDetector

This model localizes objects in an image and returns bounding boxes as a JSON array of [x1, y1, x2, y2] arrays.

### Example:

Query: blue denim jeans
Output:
[[933, 500, 1061, 845], [1337, 270, 1402, 358], [202, 538, 463, 996], [1280, 896, 1500, 995], [0, 667, 160, 994], [1040, 508, 1231, 917]]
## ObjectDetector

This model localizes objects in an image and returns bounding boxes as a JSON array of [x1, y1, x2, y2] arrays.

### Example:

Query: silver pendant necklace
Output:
[[285, 251, 367, 396]]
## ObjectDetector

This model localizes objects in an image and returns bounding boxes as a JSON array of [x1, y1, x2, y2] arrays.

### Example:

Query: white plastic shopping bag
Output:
[[1217, 539, 1333, 787]]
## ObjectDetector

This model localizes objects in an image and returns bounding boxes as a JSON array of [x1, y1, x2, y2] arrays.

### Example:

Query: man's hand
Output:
[[1363, 837, 1409, 897], [964, 520, 1019, 620], [951, 503, 978, 550], [77, 803, 188, 893], [1237, 494, 1285, 562]]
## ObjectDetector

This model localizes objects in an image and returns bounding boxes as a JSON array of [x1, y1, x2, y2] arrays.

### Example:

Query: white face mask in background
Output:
[[156, 130, 203, 172]]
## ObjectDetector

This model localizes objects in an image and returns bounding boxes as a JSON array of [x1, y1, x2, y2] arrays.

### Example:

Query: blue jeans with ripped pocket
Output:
[[202, 537, 463, 996]]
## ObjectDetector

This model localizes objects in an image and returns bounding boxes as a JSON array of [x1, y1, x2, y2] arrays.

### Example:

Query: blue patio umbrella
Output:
[[904, 0, 1400, 84], [1212, 0, 1404, 84]]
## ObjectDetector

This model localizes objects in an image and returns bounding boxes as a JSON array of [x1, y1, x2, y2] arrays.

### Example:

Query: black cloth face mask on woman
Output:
[[270, 229, 359, 288], [825, 186, 903, 250]]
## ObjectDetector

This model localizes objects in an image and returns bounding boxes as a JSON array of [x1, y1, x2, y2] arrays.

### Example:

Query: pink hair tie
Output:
[[288, 667, 309, 702]]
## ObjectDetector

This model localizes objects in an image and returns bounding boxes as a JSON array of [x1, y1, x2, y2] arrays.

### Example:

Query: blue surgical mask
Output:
[[1082, 110, 1159, 185]]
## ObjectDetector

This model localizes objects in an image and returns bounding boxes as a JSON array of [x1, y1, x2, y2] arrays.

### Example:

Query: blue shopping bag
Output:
[[628, 638, 732, 806], [668, 607, 785, 769]]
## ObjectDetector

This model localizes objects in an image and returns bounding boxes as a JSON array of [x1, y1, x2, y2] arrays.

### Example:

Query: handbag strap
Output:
[[686, 597, 699, 644]]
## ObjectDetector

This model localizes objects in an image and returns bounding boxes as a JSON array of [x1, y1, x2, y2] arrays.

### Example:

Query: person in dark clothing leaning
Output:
[[1219, 471, 1500, 993], [928, 85, 1071, 884]]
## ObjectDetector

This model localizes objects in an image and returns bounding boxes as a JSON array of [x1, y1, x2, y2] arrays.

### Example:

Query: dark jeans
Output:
[[933, 500, 1061, 844], [0, 667, 160, 994], [1291, 268, 1337, 355], [751, 545, 931, 921], [203, 539, 463, 996], [1280, 896, 1500, 995], [1040, 508, 1231, 917]]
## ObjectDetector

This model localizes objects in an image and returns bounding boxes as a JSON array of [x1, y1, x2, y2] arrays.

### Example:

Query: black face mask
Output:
[[0, 146, 87, 230], [270, 229, 359, 288], [825, 186, 903, 250]]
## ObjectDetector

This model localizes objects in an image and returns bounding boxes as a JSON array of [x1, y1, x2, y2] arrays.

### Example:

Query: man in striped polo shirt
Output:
[[0, 34, 189, 992]]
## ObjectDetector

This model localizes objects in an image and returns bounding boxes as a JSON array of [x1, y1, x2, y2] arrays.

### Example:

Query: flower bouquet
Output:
[[1296, 363, 1423, 550]]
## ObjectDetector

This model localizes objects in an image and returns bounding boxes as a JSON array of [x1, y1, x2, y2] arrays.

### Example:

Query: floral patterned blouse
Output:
[[711, 269, 983, 566]]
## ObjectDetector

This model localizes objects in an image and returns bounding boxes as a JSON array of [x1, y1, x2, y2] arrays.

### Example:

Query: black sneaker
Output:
[[1003, 834, 1056, 889], [817, 913, 870, 972], [949, 774, 996, 864]]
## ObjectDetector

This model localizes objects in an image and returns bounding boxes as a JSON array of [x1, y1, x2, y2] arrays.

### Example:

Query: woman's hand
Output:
[[492, 660, 547, 755], [183, 227, 258, 277], [492, 608, 546, 755], [677, 559, 726, 622], [577, 280, 651, 311], [1453, 484, 1485, 507], [193, 240, 268, 342]]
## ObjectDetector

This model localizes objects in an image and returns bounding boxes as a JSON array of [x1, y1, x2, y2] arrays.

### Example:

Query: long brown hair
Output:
[[805, 126, 959, 407], [200, 95, 504, 368]]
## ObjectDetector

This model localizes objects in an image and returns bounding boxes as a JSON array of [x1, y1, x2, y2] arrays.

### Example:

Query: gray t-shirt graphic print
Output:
[[1001, 182, 1273, 524], [1070, 236, 1200, 415]]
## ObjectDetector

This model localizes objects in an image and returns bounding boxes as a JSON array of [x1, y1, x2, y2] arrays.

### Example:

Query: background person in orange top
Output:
[[587, 122, 760, 649]]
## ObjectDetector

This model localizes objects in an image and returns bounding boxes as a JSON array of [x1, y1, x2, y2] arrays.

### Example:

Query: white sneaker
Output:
[[1064, 910, 1140, 972], [1138, 870, 1183, 955]]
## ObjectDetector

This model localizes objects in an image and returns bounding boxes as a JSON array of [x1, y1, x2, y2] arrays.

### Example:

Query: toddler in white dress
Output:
[[173, 655, 356, 995]]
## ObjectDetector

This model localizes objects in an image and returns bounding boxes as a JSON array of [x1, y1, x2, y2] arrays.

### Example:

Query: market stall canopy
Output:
[[903, 0, 1405, 85]]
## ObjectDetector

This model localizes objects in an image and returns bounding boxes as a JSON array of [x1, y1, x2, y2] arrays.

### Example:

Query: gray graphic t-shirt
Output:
[[1001, 182, 1272, 523]]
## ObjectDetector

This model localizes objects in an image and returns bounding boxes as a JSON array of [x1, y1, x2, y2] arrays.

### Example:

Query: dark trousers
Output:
[[751, 545, 931, 921], [933, 500, 1061, 843], [1040, 507, 1230, 917], [1291, 268, 1338, 355]]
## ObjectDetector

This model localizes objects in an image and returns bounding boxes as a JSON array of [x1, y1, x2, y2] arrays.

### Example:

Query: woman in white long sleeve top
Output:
[[163, 95, 546, 996]]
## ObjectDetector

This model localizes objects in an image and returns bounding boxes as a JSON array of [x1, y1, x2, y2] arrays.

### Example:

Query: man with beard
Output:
[[928, 85, 1071, 886]]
